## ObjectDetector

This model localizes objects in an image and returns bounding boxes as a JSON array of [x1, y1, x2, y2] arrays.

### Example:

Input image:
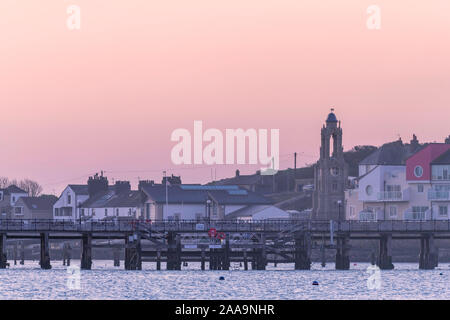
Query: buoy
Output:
[[219, 276, 225, 280], [312, 281, 319, 285]]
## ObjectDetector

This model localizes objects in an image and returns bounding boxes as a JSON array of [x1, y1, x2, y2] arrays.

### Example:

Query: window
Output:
[[432, 165, 450, 180], [386, 185, 401, 192], [12, 196, 16, 203], [332, 183, 338, 191], [174, 213, 181, 221], [105, 208, 108, 216], [414, 166, 423, 178], [67, 194, 72, 205], [330, 168, 339, 176], [0, 192, 3, 201], [128, 208, 132, 216], [412, 206, 428, 220], [366, 185, 373, 196], [80, 208, 85, 217], [195, 213, 203, 221], [418, 185, 424, 193], [14, 207, 22, 215], [439, 206, 448, 217], [389, 206, 397, 218], [116, 208, 119, 216], [349, 206, 356, 218], [92, 209, 95, 216], [55, 208, 59, 216]]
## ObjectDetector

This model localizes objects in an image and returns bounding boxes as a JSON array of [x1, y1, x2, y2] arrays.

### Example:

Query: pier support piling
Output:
[[200, 248, 205, 270], [377, 234, 394, 270], [419, 234, 438, 270], [156, 250, 161, 270], [243, 250, 248, 271], [39, 233, 51, 269], [81, 234, 92, 270], [20, 241, 25, 265], [166, 232, 181, 270], [113, 248, 120, 267], [335, 235, 350, 270], [63, 242, 72, 266], [294, 232, 311, 270], [0, 234, 7, 269], [125, 233, 142, 270]]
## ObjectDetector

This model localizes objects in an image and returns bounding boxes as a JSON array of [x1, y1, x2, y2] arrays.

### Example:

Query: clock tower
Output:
[[312, 109, 348, 221]]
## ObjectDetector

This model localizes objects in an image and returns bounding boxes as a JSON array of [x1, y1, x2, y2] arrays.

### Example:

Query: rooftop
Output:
[[431, 149, 450, 165]]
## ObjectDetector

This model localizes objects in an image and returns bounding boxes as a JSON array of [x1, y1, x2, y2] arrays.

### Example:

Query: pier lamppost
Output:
[[206, 199, 211, 222], [337, 200, 342, 222]]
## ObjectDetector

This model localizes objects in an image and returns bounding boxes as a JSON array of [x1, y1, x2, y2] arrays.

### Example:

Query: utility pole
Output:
[[164, 171, 168, 217], [294, 152, 297, 192]]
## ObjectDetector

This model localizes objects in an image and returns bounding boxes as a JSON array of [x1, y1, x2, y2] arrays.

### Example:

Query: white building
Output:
[[53, 185, 89, 220], [139, 184, 277, 221]]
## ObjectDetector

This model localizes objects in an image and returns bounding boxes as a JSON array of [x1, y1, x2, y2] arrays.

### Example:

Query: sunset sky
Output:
[[0, 1, 449, 194]]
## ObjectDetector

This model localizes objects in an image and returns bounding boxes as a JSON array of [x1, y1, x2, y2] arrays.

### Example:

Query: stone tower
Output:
[[312, 109, 348, 221]]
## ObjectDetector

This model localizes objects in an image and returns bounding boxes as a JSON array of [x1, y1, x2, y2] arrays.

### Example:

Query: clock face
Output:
[[330, 167, 340, 176]]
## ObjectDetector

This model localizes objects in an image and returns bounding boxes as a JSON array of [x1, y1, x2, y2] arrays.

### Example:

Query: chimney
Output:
[[410, 134, 420, 152], [235, 169, 240, 177], [162, 174, 181, 185], [87, 173, 109, 197], [114, 181, 131, 194], [138, 180, 154, 191]]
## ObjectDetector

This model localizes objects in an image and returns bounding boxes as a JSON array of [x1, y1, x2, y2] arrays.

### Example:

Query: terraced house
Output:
[[346, 138, 450, 221], [0, 185, 28, 219]]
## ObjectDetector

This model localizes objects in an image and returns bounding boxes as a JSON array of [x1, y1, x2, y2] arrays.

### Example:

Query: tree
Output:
[[19, 179, 43, 197], [0, 177, 9, 188]]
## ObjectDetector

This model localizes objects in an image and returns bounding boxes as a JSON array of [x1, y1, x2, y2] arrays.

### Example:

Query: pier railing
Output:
[[0, 219, 449, 233]]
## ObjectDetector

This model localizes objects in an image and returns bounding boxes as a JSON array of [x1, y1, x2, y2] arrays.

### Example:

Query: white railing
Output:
[[428, 191, 450, 201], [403, 209, 432, 221], [358, 210, 378, 222], [377, 191, 406, 201]]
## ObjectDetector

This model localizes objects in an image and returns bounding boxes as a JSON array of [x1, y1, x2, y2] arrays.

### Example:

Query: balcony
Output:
[[428, 191, 450, 201], [403, 209, 431, 221], [377, 190, 409, 202]]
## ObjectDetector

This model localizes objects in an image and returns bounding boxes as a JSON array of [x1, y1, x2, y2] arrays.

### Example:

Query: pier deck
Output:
[[0, 219, 448, 271]]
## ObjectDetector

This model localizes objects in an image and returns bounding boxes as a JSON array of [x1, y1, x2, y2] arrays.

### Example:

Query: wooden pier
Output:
[[0, 219, 449, 270]]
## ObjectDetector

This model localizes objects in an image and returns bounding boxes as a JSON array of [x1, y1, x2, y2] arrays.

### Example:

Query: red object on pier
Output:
[[208, 228, 217, 238]]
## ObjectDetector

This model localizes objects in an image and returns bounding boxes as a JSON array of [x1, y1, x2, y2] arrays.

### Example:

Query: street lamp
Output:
[[206, 199, 211, 222], [337, 200, 342, 221]]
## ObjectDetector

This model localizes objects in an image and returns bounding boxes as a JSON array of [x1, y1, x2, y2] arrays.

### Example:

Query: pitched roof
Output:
[[20, 197, 56, 211], [68, 185, 89, 195], [80, 189, 142, 208], [141, 184, 209, 204], [431, 149, 450, 164], [0, 185, 27, 195], [208, 189, 271, 205], [140, 184, 271, 205], [360, 140, 421, 165], [213, 174, 264, 186]]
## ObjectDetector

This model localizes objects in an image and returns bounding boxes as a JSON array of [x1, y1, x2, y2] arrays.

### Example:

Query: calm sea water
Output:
[[0, 260, 448, 299]]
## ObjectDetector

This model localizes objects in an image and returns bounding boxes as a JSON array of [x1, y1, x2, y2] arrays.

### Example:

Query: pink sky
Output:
[[0, 1, 449, 194]]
